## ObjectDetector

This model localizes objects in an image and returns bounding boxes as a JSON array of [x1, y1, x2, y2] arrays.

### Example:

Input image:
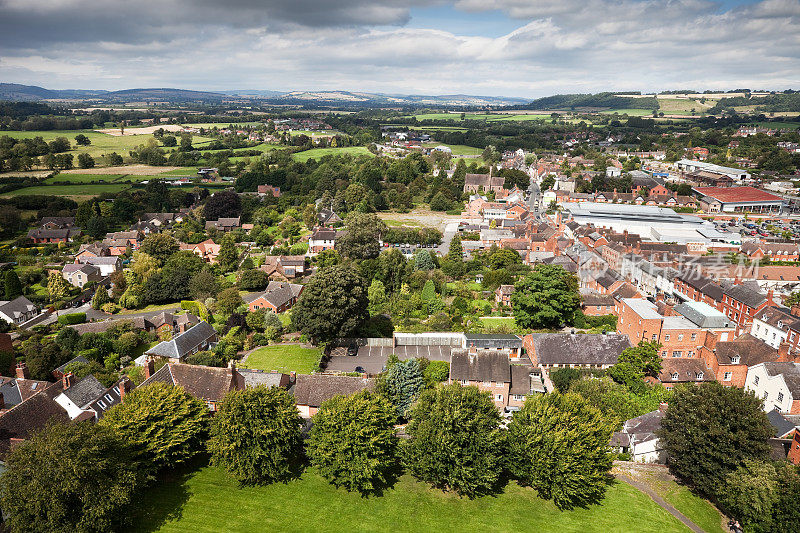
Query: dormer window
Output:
[[778, 321, 783, 329], [731, 356, 740, 364], [697, 372, 704, 380], [671, 372, 679, 380]]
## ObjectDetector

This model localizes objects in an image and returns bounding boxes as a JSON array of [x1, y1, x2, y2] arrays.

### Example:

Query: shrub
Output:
[[57, 312, 86, 325]]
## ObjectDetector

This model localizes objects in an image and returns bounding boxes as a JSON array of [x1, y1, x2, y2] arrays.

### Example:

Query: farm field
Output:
[[243, 344, 322, 374], [45, 173, 126, 183], [656, 98, 714, 115], [750, 121, 800, 130], [0, 183, 132, 198], [133, 466, 689, 533], [436, 144, 483, 156], [0, 129, 216, 162], [407, 112, 550, 122], [599, 108, 654, 116], [291, 146, 373, 162]]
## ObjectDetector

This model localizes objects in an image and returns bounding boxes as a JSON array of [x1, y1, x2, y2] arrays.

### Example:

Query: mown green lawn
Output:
[[1, 183, 132, 198], [479, 317, 517, 328], [133, 466, 689, 533], [291, 146, 373, 162], [243, 344, 321, 374], [646, 475, 724, 533]]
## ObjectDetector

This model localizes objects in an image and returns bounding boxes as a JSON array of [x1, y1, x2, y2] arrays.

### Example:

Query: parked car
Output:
[[347, 344, 358, 356]]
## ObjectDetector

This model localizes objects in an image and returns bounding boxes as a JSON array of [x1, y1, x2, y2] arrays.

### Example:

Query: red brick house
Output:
[[248, 282, 303, 313]]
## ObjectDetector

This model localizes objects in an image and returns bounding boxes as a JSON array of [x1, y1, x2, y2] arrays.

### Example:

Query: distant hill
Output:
[[260, 91, 528, 107], [102, 88, 228, 103], [516, 92, 659, 111]]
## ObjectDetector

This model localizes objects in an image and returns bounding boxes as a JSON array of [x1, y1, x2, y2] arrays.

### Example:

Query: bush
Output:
[[57, 312, 86, 325]]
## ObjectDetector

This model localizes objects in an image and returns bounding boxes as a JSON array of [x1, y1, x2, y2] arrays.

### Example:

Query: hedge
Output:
[[57, 312, 86, 325]]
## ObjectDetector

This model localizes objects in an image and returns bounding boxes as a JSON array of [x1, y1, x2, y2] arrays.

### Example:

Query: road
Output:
[[436, 221, 460, 256], [528, 177, 541, 219]]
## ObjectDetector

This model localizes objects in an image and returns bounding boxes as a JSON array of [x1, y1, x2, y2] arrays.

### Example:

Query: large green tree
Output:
[[139, 233, 179, 266], [511, 264, 580, 329], [404, 383, 503, 497], [216, 236, 239, 273], [90, 285, 110, 310], [100, 382, 211, 472], [380, 357, 425, 419], [0, 422, 142, 533], [4, 270, 22, 299], [375, 248, 410, 293], [209, 386, 303, 485], [337, 212, 386, 260], [307, 390, 399, 495], [617, 341, 662, 377], [291, 264, 368, 343], [657, 382, 772, 496], [507, 392, 613, 509]]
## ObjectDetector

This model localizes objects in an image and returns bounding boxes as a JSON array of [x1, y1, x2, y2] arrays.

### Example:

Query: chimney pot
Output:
[[62, 372, 74, 390], [144, 358, 155, 380], [15, 363, 29, 380]]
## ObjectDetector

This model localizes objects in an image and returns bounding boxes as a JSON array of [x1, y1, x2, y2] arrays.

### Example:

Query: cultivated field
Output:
[[61, 164, 183, 175], [133, 466, 691, 533], [95, 124, 186, 136], [656, 98, 715, 115]]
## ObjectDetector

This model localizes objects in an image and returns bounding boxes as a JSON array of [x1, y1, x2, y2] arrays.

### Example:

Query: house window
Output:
[[778, 392, 784, 403], [754, 375, 759, 385], [664, 334, 670, 341], [652, 334, 657, 341], [691, 333, 697, 340], [697, 372, 704, 380], [731, 356, 740, 364], [724, 372, 732, 381], [671, 372, 679, 380], [678, 334, 684, 341], [482, 381, 490, 387], [672, 351, 682, 358], [98, 400, 106, 409], [495, 394, 503, 402], [460, 380, 468, 386]]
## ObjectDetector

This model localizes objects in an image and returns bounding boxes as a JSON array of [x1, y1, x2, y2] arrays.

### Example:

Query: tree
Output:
[[307, 390, 399, 495], [429, 191, 452, 211], [107, 152, 124, 165], [404, 383, 504, 497], [74, 133, 91, 146], [719, 460, 779, 530], [337, 212, 386, 260], [91, 285, 110, 310], [238, 269, 269, 290], [375, 248, 410, 293], [216, 287, 244, 315], [77, 152, 95, 169], [216, 236, 239, 272], [209, 386, 303, 485], [414, 249, 435, 271], [381, 358, 425, 419], [507, 392, 613, 509], [420, 279, 436, 301], [550, 367, 583, 393], [189, 269, 220, 301], [0, 422, 142, 533], [75, 201, 95, 227], [140, 233, 179, 266], [100, 382, 211, 472], [203, 190, 241, 221], [488, 248, 522, 269], [4, 270, 22, 299], [617, 341, 662, 377], [47, 270, 71, 302], [657, 382, 773, 496], [367, 278, 387, 316], [85, 216, 106, 238], [511, 264, 580, 329], [291, 264, 368, 343], [447, 235, 463, 262]]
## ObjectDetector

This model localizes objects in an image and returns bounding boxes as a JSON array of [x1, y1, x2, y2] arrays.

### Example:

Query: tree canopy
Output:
[[209, 386, 303, 485], [307, 389, 399, 495], [291, 264, 368, 343], [337, 212, 386, 260], [0, 422, 143, 533], [507, 392, 613, 509], [404, 383, 503, 497], [511, 264, 580, 329]]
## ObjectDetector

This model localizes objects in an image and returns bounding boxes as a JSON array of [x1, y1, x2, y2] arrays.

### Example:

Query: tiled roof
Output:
[[62, 375, 107, 408], [0, 387, 67, 459], [141, 363, 237, 402], [528, 333, 630, 366], [657, 358, 714, 383], [714, 333, 778, 366], [450, 350, 510, 383], [292, 374, 375, 408], [694, 186, 783, 203]]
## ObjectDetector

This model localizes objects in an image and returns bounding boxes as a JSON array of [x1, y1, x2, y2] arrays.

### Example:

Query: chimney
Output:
[[62, 372, 74, 390], [144, 358, 155, 380], [118, 378, 130, 400], [15, 362, 29, 380], [289, 371, 296, 383], [767, 289, 774, 302], [658, 402, 668, 413], [778, 343, 791, 362], [228, 359, 237, 372], [469, 343, 477, 355]]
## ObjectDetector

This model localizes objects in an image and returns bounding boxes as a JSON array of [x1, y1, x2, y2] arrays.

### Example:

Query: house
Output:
[[740, 242, 799, 262], [0, 381, 68, 459], [61, 263, 102, 288], [463, 173, 505, 194], [293, 374, 375, 417], [148, 311, 200, 337], [27, 227, 81, 243], [105, 230, 141, 249], [523, 333, 631, 369], [257, 185, 281, 197], [205, 217, 241, 232], [0, 365, 52, 411], [76, 256, 121, 277], [318, 208, 342, 226], [260, 255, 307, 279], [746, 362, 800, 414], [307, 227, 339, 255], [495, 285, 515, 308], [610, 407, 666, 463], [582, 292, 615, 316], [142, 212, 182, 227], [75, 243, 109, 261], [508, 364, 546, 407], [140, 360, 242, 411], [52, 356, 90, 380], [703, 333, 780, 387], [181, 239, 221, 262], [0, 296, 38, 325], [449, 348, 511, 409], [248, 282, 303, 313], [39, 216, 75, 229], [53, 373, 120, 420], [145, 321, 218, 363], [651, 358, 715, 389], [463, 333, 523, 356]]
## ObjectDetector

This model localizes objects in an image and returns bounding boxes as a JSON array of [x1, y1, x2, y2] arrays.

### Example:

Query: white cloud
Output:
[[0, 0, 797, 97]]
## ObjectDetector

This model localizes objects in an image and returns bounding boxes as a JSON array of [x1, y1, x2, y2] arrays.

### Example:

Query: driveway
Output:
[[436, 221, 460, 255]]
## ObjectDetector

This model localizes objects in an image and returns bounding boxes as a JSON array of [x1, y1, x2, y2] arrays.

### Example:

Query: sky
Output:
[[0, 0, 798, 98]]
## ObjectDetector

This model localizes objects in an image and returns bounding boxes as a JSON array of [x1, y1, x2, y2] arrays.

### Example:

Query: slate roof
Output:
[[674, 300, 733, 329], [464, 333, 522, 349], [141, 363, 238, 403], [0, 387, 68, 459], [69, 316, 148, 334], [582, 293, 615, 306], [723, 283, 768, 309], [255, 282, 303, 309], [528, 333, 631, 366], [237, 369, 289, 389], [146, 321, 217, 360], [509, 365, 544, 395], [292, 374, 375, 408], [766, 409, 798, 438], [762, 362, 800, 396], [450, 350, 510, 383], [714, 333, 778, 366], [0, 296, 37, 320], [611, 409, 664, 448], [62, 375, 107, 408]]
